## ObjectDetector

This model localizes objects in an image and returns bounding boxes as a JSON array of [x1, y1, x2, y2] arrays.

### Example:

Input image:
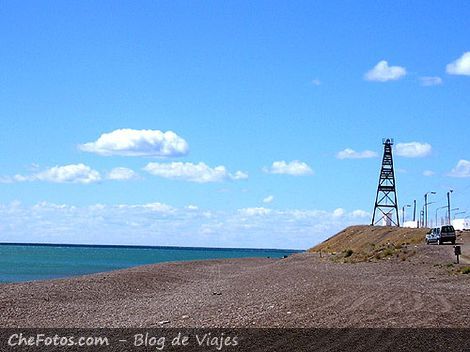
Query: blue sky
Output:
[[0, 1, 469, 249]]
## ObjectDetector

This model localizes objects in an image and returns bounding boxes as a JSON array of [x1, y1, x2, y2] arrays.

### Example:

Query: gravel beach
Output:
[[1, 235, 469, 328]]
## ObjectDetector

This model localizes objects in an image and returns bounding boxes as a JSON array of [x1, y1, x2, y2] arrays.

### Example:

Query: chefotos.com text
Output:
[[8, 333, 109, 347]]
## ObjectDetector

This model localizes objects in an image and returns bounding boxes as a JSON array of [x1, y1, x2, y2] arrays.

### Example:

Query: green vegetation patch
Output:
[[344, 249, 353, 257], [461, 267, 470, 275]]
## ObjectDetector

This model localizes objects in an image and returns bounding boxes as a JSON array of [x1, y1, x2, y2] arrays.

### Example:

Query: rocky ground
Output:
[[1, 231, 469, 328]]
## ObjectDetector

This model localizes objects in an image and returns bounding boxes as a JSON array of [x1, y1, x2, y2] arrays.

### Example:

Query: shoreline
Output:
[[1, 245, 469, 328], [0, 245, 301, 284], [0, 241, 304, 252]]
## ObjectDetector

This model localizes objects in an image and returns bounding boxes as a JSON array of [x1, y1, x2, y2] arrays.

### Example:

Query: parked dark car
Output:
[[425, 225, 456, 245]]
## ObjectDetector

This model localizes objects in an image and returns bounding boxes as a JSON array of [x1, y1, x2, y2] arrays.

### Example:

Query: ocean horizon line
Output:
[[0, 241, 304, 252]]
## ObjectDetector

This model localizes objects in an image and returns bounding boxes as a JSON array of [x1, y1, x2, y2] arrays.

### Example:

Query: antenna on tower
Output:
[[371, 138, 400, 227]]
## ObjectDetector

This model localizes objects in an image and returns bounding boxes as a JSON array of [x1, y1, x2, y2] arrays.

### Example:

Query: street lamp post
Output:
[[402, 204, 411, 226], [424, 191, 436, 228], [424, 201, 435, 227], [435, 206, 447, 227], [447, 190, 453, 225]]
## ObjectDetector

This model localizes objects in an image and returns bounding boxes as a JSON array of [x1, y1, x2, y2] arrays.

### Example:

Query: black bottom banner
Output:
[[1, 328, 469, 352]]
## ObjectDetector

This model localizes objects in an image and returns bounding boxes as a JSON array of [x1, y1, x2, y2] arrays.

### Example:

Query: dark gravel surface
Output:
[[1, 241, 469, 328]]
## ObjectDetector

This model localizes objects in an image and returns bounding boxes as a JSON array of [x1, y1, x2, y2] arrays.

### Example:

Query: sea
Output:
[[0, 243, 301, 283]]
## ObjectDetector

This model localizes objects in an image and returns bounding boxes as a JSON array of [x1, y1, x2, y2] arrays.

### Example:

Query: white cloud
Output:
[[121, 202, 176, 214], [364, 60, 407, 82], [0, 202, 373, 249], [32, 201, 74, 211], [107, 167, 138, 180], [446, 52, 470, 76], [143, 162, 248, 183], [395, 142, 432, 158], [311, 79, 321, 86], [263, 195, 274, 204], [37, 164, 101, 184], [265, 160, 313, 176], [448, 160, 470, 178], [332, 208, 346, 218], [419, 76, 443, 86], [231, 170, 249, 180], [350, 209, 370, 219], [88, 203, 106, 211], [423, 170, 435, 177], [12, 175, 30, 182], [79, 129, 189, 157], [238, 207, 272, 216], [0, 176, 14, 184], [332, 208, 345, 217], [14, 164, 101, 184], [336, 148, 378, 159]]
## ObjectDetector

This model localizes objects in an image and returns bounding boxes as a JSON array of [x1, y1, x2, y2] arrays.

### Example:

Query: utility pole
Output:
[[413, 200, 416, 222], [402, 204, 410, 226], [425, 194, 428, 227], [424, 191, 436, 228], [447, 190, 453, 225], [436, 206, 447, 228]]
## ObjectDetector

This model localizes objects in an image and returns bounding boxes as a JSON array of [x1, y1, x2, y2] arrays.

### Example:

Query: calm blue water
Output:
[[0, 243, 300, 283]]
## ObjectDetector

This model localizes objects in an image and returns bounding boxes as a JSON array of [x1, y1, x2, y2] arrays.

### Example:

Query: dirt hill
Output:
[[309, 225, 429, 262]]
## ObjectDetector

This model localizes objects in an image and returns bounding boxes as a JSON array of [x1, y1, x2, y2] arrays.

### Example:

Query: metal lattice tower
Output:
[[371, 138, 400, 226]]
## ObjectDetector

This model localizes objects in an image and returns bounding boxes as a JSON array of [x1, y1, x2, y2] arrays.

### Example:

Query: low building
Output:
[[403, 220, 418, 228], [451, 218, 470, 231]]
